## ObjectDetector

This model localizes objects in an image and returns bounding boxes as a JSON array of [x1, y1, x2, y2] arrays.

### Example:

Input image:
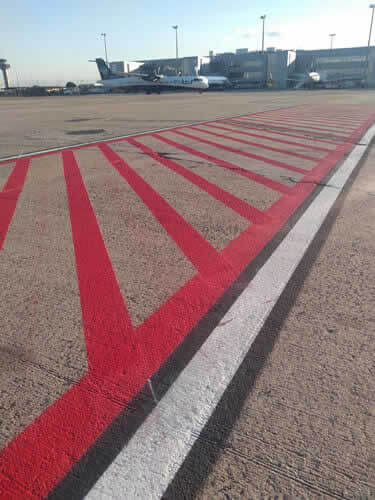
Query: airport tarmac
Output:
[[1, 89, 375, 159], [0, 90, 374, 498]]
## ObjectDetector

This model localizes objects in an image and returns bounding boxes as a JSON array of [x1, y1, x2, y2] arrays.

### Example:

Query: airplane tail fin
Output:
[[94, 58, 113, 80]]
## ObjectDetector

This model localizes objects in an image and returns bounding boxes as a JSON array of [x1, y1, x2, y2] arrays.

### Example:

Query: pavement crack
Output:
[[283, 176, 338, 188]]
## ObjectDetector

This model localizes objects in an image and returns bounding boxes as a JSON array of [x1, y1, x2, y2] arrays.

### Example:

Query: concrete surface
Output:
[[171, 143, 375, 499], [1, 90, 375, 158]]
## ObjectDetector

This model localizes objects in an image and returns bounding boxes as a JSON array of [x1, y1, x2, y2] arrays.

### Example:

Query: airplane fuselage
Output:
[[98, 75, 209, 91]]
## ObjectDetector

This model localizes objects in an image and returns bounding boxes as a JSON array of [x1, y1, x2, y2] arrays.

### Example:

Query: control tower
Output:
[[0, 59, 10, 89]]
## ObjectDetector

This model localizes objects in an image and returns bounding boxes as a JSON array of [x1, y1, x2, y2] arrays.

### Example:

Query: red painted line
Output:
[[224, 119, 344, 145], [98, 142, 233, 283], [264, 114, 369, 126], [189, 125, 318, 161], [300, 114, 368, 121], [247, 114, 357, 131], [171, 129, 308, 175], [127, 137, 269, 225], [280, 110, 369, 118], [259, 111, 364, 124], [204, 122, 331, 153], [239, 117, 351, 139], [263, 114, 362, 128], [151, 133, 292, 194], [0, 158, 30, 251], [62, 149, 135, 375], [244, 115, 357, 133]]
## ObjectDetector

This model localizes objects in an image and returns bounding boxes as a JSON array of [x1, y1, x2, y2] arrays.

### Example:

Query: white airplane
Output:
[[206, 76, 232, 90], [288, 71, 365, 89], [91, 58, 209, 93]]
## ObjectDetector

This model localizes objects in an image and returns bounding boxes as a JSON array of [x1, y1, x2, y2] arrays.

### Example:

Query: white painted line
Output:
[[85, 125, 375, 500], [0, 105, 301, 163]]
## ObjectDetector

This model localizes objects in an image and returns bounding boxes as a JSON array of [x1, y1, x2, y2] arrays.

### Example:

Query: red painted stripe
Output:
[[239, 117, 351, 139], [0, 158, 30, 251], [62, 149, 135, 375], [151, 133, 292, 194], [189, 125, 317, 161], [127, 137, 269, 225], [260, 111, 369, 121], [224, 119, 343, 146], [98, 142, 233, 283], [204, 122, 331, 153], [259, 111, 364, 124], [244, 115, 356, 132], [274, 111, 368, 120], [248, 114, 357, 130], [263, 114, 362, 127], [171, 129, 308, 175]]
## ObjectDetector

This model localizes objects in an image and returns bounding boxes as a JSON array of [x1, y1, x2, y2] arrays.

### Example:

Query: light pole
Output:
[[368, 4, 375, 47], [172, 25, 179, 59], [367, 5, 375, 85], [101, 33, 108, 64], [329, 33, 336, 50], [260, 15, 266, 53]]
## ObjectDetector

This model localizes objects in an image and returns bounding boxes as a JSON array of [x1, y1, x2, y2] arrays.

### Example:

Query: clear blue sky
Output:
[[1, 0, 372, 85]]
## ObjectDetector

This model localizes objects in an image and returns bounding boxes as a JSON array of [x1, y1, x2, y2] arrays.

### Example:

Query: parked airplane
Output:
[[288, 71, 365, 89], [91, 58, 209, 92], [206, 76, 232, 90]]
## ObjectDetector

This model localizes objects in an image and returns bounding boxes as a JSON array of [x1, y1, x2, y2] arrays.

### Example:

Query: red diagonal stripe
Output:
[[243, 115, 356, 133], [0, 158, 30, 251], [98, 142, 233, 283], [127, 137, 269, 225], [267, 111, 366, 123], [171, 129, 308, 175], [204, 122, 331, 153], [237, 118, 349, 141], [62, 149, 135, 376], [151, 133, 291, 194], [189, 125, 317, 161], [224, 119, 341, 145], [260, 113, 360, 127]]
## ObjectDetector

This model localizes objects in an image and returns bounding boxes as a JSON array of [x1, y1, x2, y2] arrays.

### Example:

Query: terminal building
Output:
[[109, 56, 210, 77], [294, 46, 372, 86], [113, 45, 375, 89], [200, 48, 296, 89], [135, 55, 210, 76]]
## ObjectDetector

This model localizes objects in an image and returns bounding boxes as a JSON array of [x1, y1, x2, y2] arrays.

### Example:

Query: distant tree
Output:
[[65, 81, 77, 88]]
